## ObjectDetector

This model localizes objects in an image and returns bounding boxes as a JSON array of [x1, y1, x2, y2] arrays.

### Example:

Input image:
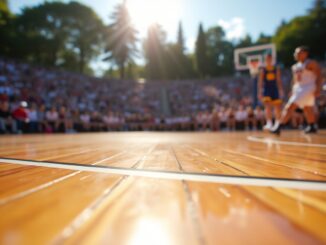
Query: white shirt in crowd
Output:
[[46, 111, 59, 121], [80, 114, 90, 123], [219, 111, 228, 122], [28, 109, 38, 122], [235, 110, 248, 121]]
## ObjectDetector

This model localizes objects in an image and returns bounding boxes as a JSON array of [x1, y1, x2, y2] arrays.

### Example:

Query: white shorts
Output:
[[288, 83, 316, 108]]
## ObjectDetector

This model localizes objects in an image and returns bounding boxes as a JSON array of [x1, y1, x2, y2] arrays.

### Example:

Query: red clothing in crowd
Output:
[[12, 107, 28, 121]]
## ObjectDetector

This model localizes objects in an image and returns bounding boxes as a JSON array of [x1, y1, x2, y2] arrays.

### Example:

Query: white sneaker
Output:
[[263, 123, 272, 131]]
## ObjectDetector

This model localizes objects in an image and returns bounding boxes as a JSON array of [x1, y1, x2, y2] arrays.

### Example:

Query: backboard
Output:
[[234, 43, 276, 72]]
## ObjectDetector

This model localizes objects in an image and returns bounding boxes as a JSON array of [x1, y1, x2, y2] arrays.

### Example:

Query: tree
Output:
[[143, 23, 167, 79], [205, 26, 234, 76], [177, 21, 185, 54], [65, 2, 104, 73], [104, 0, 138, 79], [256, 33, 272, 45], [308, 0, 326, 60], [236, 34, 253, 48], [173, 21, 191, 79], [12, 1, 104, 73], [0, 0, 14, 55], [195, 23, 208, 77], [14, 2, 70, 65], [273, 0, 326, 66]]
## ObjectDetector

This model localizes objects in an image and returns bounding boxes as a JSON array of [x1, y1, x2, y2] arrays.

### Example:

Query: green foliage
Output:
[[1, 0, 325, 78], [143, 23, 167, 79], [1, 1, 104, 73], [0, 0, 10, 19], [104, 1, 138, 79], [0, 0, 14, 55], [236, 34, 253, 48], [205, 26, 234, 76], [195, 23, 208, 77], [256, 33, 272, 45], [64, 2, 105, 73], [143, 22, 196, 80], [273, 0, 326, 66]]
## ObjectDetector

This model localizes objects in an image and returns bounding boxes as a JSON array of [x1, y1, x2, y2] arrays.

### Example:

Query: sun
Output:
[[126, 0, 182, 36]]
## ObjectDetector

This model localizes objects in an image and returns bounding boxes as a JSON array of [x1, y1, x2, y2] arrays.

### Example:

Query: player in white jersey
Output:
[[271, 46, 322, 134]]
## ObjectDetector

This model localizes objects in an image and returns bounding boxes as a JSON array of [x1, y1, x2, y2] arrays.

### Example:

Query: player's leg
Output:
[[303, 106, 317, 133], [271, 102, 298, 134], [274, 102, 282, 124], [263, 100, 273, 130]]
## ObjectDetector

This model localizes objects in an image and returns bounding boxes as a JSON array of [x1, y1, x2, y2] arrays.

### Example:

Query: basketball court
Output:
[[0, 131, 325, 244]]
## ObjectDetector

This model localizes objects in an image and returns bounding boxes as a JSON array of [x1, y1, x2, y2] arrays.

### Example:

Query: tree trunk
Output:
[[79, 47, 85, 73], [119, 63, 125, 79]]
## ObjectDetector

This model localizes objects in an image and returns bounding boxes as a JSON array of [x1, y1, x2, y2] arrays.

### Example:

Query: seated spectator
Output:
[[219, 107, 228, 130], [37, 104, 47, 133], [246, 106, 257, 130], [90, 111, 103, 131], [227, 108, 236, 131], [235, 105, 248, 130], [12, 101, 29, 133], [254, 106, 265, 129], [71, 110, 81, 132], [0, 101, 17, 133], [80, 111, 91, 131], [211, 109, 220, 131], [201, 111, 212, 131], [27, 103, 39, 133], [195, 112, 204, 131], [46, 106, 59, 132]]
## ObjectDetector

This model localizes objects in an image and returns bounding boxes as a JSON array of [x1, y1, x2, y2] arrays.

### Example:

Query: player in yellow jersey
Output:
[[258, 54, 284, 130]]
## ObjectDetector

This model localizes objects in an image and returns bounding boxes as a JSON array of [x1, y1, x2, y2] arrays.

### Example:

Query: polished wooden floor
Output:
[[0, 131, 325, 245]]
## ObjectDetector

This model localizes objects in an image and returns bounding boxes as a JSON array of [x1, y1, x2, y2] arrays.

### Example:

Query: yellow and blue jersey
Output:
[[262, 66, 281, 104]]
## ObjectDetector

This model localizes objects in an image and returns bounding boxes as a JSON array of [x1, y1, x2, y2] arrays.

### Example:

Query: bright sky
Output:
[[10, 0, 313, 74]]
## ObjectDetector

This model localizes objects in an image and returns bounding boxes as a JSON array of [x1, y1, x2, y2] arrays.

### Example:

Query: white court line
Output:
[[247, 136, 326, 148], [0, 158, 325, 191], [0, 151, 128, 206]]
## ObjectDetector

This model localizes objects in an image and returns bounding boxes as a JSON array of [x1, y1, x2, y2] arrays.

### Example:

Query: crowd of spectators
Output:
[[0, 58, 325, 134]]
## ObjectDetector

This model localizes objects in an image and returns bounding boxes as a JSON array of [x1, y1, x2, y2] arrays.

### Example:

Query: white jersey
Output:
[[289, 59, 317, 108], [292, 59, 317, 85]]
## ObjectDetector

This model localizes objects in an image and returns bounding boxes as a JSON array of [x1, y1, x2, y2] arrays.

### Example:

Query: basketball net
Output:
[[248, 60, 260, 77]]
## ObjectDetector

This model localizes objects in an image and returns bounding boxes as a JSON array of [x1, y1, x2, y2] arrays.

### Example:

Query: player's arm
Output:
[[258, 68, 264, 100], [309, 61, 322, 97], [276, 66, 284, 98]]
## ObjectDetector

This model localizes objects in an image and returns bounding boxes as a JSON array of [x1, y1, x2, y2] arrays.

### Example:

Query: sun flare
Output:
[[126, 0, 182, 35]]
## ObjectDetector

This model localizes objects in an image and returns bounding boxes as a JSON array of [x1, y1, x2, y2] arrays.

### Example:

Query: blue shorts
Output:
[[263, 84, 281, 103]]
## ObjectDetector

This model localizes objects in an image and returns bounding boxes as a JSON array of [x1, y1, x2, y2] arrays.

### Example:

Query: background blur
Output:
[[0, 0, 325, 134]]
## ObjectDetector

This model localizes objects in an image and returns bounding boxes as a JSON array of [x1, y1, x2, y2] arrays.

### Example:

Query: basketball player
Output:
[[271, 46, 322, 134], [258, 54, 284, 130]]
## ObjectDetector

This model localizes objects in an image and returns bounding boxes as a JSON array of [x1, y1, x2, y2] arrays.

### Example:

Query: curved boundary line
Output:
[[0, 158, 325, 191], [247, 136, 326, 148]]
